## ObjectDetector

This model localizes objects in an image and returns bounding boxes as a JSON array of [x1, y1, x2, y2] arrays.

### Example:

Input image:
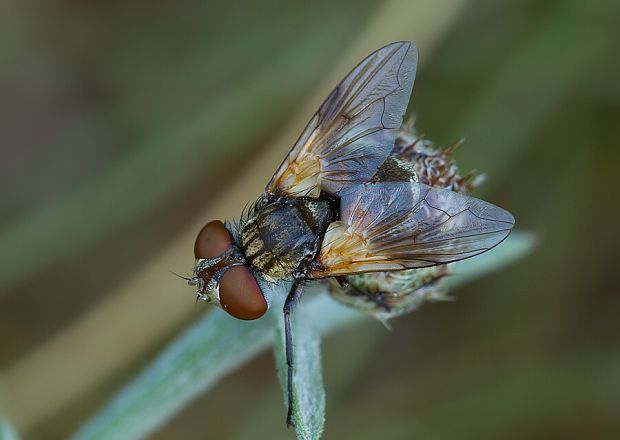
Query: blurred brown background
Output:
[[1, 0, 619, 438]]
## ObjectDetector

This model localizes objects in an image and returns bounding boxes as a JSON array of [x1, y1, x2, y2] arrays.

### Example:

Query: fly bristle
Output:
[[228, 196, 265, 245]]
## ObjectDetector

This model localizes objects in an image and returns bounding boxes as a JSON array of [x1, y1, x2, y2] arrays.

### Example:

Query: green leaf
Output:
[[0, 416, 19, 440], [273, 293, 326, 440], [70, 303, 277, 440], [72, 231, 534, 440]]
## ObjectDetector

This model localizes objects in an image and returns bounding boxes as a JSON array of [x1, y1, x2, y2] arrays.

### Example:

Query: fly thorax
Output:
[[240, 216, 289, 280], [240, 198, 333, 280]]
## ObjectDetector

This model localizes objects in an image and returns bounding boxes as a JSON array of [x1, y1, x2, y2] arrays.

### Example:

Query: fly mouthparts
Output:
[[187, 276, 203, 289]]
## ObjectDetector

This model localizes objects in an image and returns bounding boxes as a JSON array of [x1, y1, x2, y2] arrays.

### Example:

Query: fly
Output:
[[186, 41, 515, 426]]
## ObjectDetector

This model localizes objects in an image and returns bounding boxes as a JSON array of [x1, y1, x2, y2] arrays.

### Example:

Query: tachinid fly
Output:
[[187, 41, 515, 426]]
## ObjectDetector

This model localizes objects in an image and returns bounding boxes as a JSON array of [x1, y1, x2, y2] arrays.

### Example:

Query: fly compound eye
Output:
[[219, 265, 267, 320], [194, 220, 232, 259]]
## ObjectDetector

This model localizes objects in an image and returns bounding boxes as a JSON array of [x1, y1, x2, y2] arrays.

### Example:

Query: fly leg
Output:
[[283, 281, 304, 428]]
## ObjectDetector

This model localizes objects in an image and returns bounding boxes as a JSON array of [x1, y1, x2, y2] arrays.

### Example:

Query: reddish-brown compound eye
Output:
[[194, 220, 232, 259], [219, 265, 267, 320]]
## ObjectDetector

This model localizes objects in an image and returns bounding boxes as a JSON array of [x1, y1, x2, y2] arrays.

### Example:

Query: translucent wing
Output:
[[266, 41, 418, 198], [311, 182, 515, 277]]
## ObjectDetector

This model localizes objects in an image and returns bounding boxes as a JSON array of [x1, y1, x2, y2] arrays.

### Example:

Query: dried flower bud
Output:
[[329, 122, 485, 322], [392, 125, 485, 193]]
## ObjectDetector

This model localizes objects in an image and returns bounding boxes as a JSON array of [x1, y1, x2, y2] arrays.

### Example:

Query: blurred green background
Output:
[[1, 0, 619, 438]]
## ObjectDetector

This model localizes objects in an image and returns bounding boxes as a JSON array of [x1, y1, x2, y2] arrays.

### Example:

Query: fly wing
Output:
[[311, 182, 515, 277], [266, 41, 418, 198]]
